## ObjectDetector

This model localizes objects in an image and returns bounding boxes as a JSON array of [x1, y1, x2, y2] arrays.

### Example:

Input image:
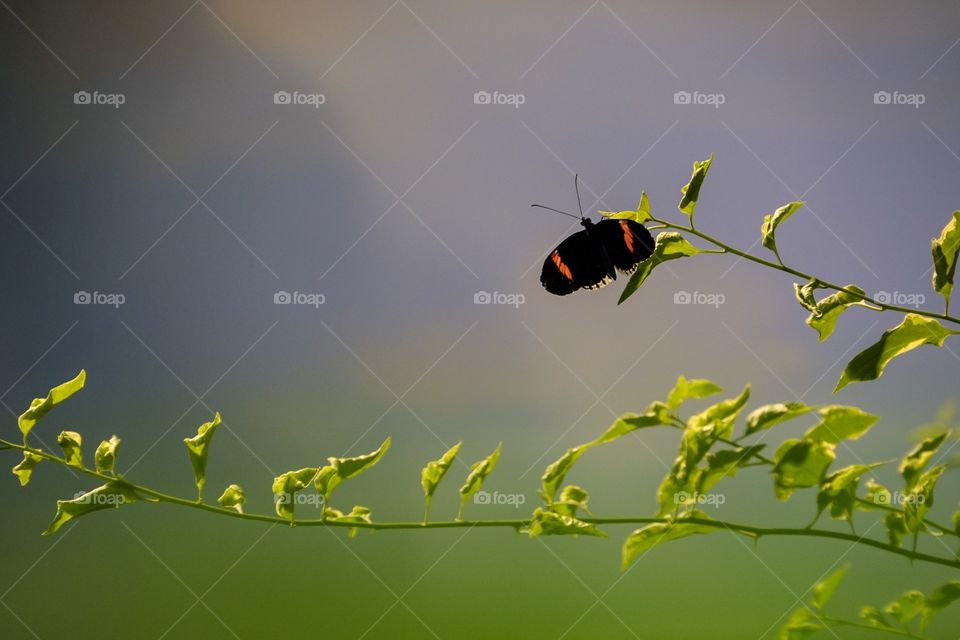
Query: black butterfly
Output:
[[535, 176, 655, 296]]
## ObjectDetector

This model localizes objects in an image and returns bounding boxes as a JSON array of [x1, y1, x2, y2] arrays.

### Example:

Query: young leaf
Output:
[[697, 445, 767, 493], [811, 563, 850, 609], [761, 201, 804, 261], [591, 402, 671, 446], [318, 437, 392, 505], [553, 485, 590, 517], [678, 154, 713, 220], [666, 375, 722, 410], [860, 478, 892, 511], [458, 443, 502, 520], [95, 435, 121, 475], [835, 314, 959, 391], [817, 464, 883, 521], [12, 451, 43, 486], [600, 192, 651, 224], [622, 510, 717, 569], [273, 467, 320, 522], [688, 384, 751, 436], [618, 232, 703, 304], [903, 465, 945, 532], [804, 406, 878, 444], [541, 446, 587, 504], [805, 286, 870, 341], [43, 481, 141, 535], [183, 412, 222, 500], [794, 279, 825, 315], [527, 507, 605, 538], [899, 432, 947, 490], [884, 590, 927, 625], [884, 512, 908, 547], [773, 439, 836, 500], [327, 505, 373, 537], [777, 608, 823, 640], [931, 210, 960, 306], [421, 441, 461, 521], [56, 431, 83, 467], [217, 484, 246, 513], [18, 370, 86, 443], [744, 403, 812, 436]]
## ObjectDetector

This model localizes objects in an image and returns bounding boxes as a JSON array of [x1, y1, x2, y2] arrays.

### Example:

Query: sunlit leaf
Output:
[[794, 279, 824, 315], [744, 403, 812, 436], [18, 370, 86, 443], [591, 402, 671, 446], [217, 484, 245, 513], [688, 384, 751, 437], [421, 441, 461, 521], [697, 445, 766, 493], [541, 446, 587, 504], [773, 439, 836, 500], [804, 406, 878, 444], [458, 443, 502, 520], [95, 435, 121, 475], [317, 437, 392, 505], [806, 286, 870, 341], [811, 563, 850, 609], [56, 430, 82, 467], [327, 505, 372, 537], [666, 375, 722, 411], [43, 481, 142, 535], [817, 464, 883, 521], [553, 485, 590, 518], [835, 314, 959, 391], [931, 210, 960, 305], [884, 512, 908, 547], [618, 232, 703, 304], [273, 467, 320, 522], [678, 154, 713, 219], [777, 607, 822, 640], [622, 510, 717, 569], [600, 192, 651, 224], [761, 201, 804, 260], [884, 590, 926, 625], [903, 465, 945, 533], [12, 451, 43, 486], [900, 432, 947, 490], [183, 413, 221, 500], [527, 507, 605, 538]]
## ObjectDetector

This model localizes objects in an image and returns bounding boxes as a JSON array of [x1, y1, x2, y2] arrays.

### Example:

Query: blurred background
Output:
[[1, 1, 959, 637]]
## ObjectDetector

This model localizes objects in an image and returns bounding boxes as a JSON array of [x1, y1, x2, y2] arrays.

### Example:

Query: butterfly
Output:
[[535, 176, 655, 296]]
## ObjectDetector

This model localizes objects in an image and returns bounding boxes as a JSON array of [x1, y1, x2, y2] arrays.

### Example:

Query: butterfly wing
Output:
[[540, 229, 617, 296], [593, 219, 655, 274]]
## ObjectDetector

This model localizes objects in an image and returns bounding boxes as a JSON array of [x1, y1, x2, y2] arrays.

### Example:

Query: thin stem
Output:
[[822, 616, 925, 639], [648, 216, 960, 327], [4, 438, 957, 570]]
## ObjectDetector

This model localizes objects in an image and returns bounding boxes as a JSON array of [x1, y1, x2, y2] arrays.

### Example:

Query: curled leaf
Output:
[[458, 443, 502, 520], [57, 431, 83, 467], [217, 484, 246, 513], [421, 441, 461, 521], [622, 510, 718, 569], [44, 481, 142, 535], [184, 413, 222, 500], [931, 210, 960, 305], [761, 201, 804, 261], [618, 232, 703, 304], [18, 370, 86, 442], [95, 435, 121, 475], [678, 154, 713, 219], [12, 451, 43, 486], [527, 507, 605, 538]]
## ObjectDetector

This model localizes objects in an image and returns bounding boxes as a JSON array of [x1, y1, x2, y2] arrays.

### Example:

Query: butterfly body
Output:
[[540, 218, 654, 296]]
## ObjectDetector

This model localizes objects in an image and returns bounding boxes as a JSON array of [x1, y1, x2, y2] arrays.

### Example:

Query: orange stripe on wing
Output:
[[619, 220, 635, 253], [551, 251, 574, 280]]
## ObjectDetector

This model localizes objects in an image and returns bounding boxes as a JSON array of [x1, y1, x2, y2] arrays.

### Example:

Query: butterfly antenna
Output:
[[530, 204, 580, 220], [574, 173, 584, 219]]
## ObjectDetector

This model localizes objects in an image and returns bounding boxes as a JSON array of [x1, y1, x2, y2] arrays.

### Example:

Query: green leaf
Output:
[[884, 512, 908, 547], [317, 437, 392, 505], [926, 581, 960, 614], [541, 446, 587, 504], [12, 451, 43, 486], [860, 606, 892, 629], [794, 279, 824, 315], [773, 439, 836, 500], [861, 478, 892, 511], [43, 481, 141, 535], [56, 430, 83, 467], [618, 232, 703, 304], [811, 563, 850, 609], [697, 445, 767, 493], [745, 403, 812, 436], [678, 154, 713, 219], [599, 192, 652, 224], [95, 435, 121, 475], [553, 485, 590, 517], [591, 402, 671, 446], [817, 464, 883, 521], [806, 286, 870, 342], [622, 510, 717, 569], [931, 211, 960, 304], [327, 505, 373, 537], [903, 465, 945, 533], [273, 467, 320, 522], [666, 375, 722, 411], [804, 406, 878, 444], [884, 590, 926, 625], [421, 441, 461, 521], [761, 201, 804, 260], [900, 432, 948, 490], [836, 314, 960, 391], [777, 608, 823, 640], [688, 384, 751, 436], [458, 443, 502, 520], [183, 412, 222, 500], [217, 484, 246, 513], [527, 507, 606, 538], [18, 370, 86, 443]]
